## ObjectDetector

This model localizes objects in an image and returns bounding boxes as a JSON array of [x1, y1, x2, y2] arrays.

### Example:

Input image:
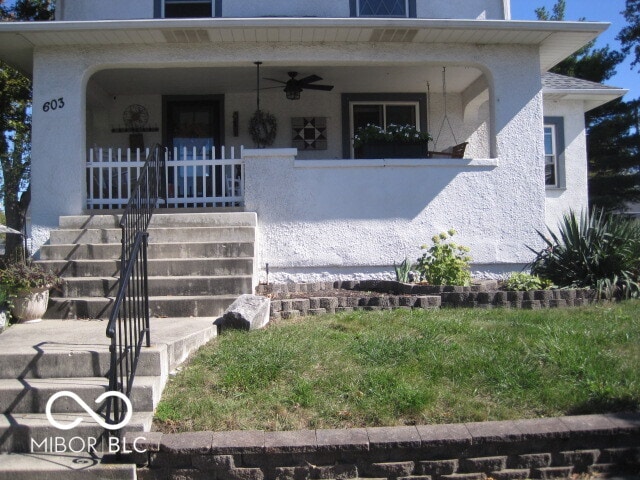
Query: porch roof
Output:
[[0, 17, 608, 77], [543, 72, 628, 111]]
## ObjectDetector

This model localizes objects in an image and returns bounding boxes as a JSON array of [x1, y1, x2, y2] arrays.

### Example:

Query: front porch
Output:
[[25, 20, 564, 277]]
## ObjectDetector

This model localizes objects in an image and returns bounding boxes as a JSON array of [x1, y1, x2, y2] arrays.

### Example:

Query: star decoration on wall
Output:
[[292, 117, 327, 150]]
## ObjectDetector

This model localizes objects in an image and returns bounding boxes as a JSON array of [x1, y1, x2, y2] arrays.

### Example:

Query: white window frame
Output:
[[163, 0, 213, 18], [544, 124, 558, 188], [349, 101, 421, 158], [356, 0, 410, 17]]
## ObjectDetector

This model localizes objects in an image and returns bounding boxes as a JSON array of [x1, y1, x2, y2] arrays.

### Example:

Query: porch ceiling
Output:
[[89, 65, 483, 96], [0, 18, 608, 77]]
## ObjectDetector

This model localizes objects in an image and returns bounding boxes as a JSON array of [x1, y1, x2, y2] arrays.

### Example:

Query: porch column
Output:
[[30, 47, 89, 250], [480, 46, 548, 257]]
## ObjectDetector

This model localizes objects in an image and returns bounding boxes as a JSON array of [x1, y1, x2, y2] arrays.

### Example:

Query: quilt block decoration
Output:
[[292, 117, 327, 150]]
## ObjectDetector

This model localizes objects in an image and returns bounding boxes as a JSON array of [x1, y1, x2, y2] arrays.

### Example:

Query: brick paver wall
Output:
[[135, 414, 639, 479], [257, 281, 597, 319]]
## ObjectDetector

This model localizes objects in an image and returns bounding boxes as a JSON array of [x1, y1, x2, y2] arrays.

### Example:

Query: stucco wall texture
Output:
[[29, 38, 553, 280]]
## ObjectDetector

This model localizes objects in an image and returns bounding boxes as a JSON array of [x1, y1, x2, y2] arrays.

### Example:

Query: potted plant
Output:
[[0, 261, 62, 324], [353, 123, 432, 159]]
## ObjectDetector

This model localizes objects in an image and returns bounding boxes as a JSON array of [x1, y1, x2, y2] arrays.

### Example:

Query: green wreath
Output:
[[249, 110, 277, 148]]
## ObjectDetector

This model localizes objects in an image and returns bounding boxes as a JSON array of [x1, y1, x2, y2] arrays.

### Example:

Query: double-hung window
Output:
[[543, 117, 565, 188], [161, 0, 216, 18], [352, 0, 416, 17]]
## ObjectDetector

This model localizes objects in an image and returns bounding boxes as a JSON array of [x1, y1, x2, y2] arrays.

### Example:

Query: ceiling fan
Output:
[[264, 71, 334, 100]]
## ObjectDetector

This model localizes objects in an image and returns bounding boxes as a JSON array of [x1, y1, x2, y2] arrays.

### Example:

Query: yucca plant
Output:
[[528, 209, 640, 298]]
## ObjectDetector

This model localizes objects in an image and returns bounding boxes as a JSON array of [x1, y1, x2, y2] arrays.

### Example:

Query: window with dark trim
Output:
[[155, 0, 222, 18], [544, 116, 565, 189], [341, 93, 427, 158], [349, 0, 417, 17]]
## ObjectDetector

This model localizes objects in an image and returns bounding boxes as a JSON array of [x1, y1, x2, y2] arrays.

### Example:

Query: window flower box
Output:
[[353, 123, 431, 159], [355, 142, 429, 159]]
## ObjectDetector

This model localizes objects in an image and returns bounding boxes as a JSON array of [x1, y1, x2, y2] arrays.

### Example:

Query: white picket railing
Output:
[[86, 146, 244, 210]]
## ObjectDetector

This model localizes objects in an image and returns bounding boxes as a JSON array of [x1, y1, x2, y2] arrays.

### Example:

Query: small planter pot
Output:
[[11, 286, 50, 324]]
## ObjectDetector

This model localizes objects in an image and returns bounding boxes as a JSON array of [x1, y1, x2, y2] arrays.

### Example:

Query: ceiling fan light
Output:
[[285, 83, 302, 100]]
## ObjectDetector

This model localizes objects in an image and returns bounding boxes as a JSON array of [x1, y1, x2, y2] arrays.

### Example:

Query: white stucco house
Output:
[[0, 0, 627, 282]]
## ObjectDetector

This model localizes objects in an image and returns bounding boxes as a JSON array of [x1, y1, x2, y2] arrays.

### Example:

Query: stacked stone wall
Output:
[[256, 281, 597, 319], [136, 414, 640, 479]]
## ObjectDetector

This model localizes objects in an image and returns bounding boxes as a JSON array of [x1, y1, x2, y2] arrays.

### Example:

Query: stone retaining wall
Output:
[[135, 414, 640, 480], [256, 281, 597, 319]]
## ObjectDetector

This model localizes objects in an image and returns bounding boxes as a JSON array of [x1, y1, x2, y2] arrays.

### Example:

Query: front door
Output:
[[165, 97, 223, 155], [163, 96, 224, 205]]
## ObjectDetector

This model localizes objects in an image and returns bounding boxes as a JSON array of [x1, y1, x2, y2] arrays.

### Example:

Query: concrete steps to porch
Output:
[[0, 317, 217, 457], [38, 212, 256, 319]]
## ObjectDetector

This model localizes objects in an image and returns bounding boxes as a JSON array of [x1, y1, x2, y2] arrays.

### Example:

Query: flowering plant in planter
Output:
[[0, 261, 62, 323], [0, 261, 61, 293], [353, 123, 431, 149]]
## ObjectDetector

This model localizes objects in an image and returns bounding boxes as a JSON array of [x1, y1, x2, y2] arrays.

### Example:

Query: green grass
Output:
[[154, 301, 640, 433]]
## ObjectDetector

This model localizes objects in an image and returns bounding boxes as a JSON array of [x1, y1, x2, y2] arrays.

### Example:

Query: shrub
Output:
[[503, 272, 553, 291], [528, 209, 640, 298], [415, 229, 471, 286]]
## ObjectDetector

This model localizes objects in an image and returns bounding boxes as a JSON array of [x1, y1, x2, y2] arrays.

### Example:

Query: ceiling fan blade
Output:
[[303, 84, 334, 91], [297, 74, 323, 85], [263, 77, 287, 85]]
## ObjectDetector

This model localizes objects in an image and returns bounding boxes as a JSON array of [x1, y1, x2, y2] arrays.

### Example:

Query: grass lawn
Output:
[[154, 301, 640, 433]]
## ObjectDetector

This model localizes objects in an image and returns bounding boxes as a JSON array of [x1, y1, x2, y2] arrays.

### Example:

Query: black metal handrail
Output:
[[106, 144, 164, 432]]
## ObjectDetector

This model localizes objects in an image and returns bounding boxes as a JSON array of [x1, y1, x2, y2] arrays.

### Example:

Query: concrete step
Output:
[[39, 241, 255, 261], [45, 295, 238, 319], [0, 411, 152, 453], [0, 452, 136, 479], [49, 226, 255, 245], [59, 211, 257, 229], [0, 346, 162, 380], [38, 257, 254, 278], [0, 317, 216, 379], [57, 275, 252, 297], [0, 376, 160, 414]]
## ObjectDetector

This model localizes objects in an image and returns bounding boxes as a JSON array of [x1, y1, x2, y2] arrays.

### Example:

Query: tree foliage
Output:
[[0, 0, 54, 260], [537, 1, 640, 212], [618, 0, 640, 71]]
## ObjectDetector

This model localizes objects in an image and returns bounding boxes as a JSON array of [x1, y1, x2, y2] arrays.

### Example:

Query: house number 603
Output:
[[42, 97, 64, 112]]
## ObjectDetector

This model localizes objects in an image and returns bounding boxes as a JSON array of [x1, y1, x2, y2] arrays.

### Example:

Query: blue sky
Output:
[[511, 0, 638, 100]]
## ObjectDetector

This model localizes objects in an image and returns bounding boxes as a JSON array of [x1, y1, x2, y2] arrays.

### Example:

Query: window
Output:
[[350, 0, 416, 17], [543, 117, 565, 188], [341, 93, 427, 158], [352, 102, 418, 134], [159, 0, 221, 18]]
